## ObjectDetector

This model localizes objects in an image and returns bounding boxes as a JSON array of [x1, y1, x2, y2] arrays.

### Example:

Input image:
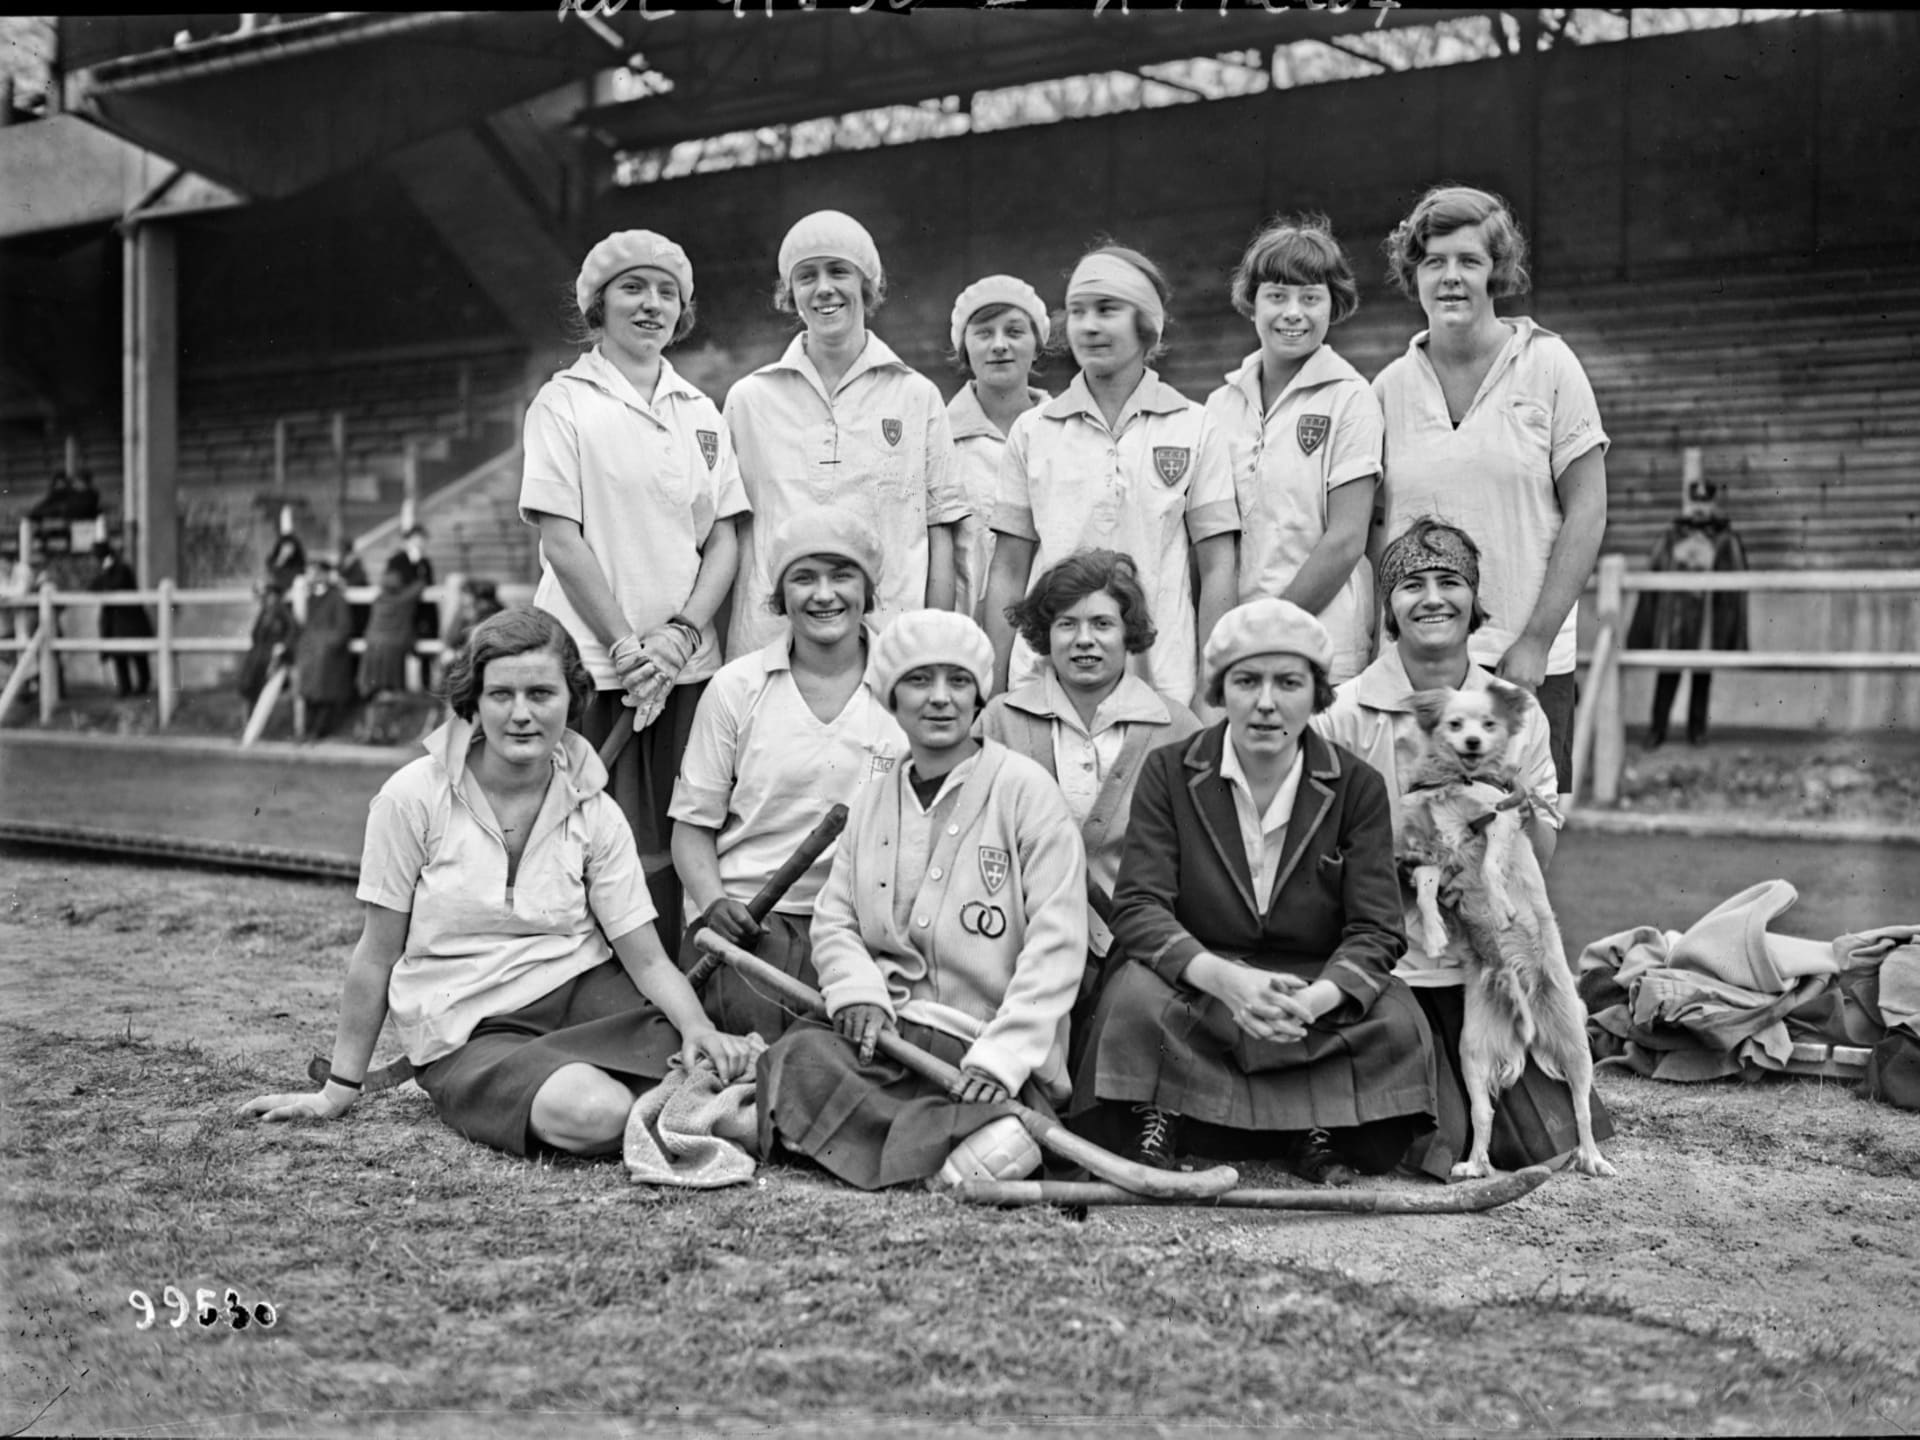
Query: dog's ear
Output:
[[1484, 678, 1534, 731], [1408, 688, 1452, 734]]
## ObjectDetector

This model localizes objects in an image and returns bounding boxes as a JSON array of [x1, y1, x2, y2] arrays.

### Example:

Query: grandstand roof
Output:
[[68, 7, 1488, 199]]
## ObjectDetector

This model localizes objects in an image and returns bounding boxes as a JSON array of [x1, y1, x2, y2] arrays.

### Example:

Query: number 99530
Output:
[[129, 1286, 277, 1331]]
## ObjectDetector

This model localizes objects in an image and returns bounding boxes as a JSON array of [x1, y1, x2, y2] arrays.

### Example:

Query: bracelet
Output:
[[324, 1071, 364, 1092]]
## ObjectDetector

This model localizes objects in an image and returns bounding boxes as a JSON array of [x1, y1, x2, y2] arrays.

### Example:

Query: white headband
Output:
[[949, 275, 1051, 357], [1066, 253, 1166, 338]]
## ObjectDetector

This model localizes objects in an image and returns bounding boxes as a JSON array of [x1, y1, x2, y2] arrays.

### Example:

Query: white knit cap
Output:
[[1066, 251, 1166, 337], [949, 275, 1051, 357], [576, 230, 693, 316], [868, 610, 995, 707], [1202, 598, 1333, 693], [765, 506, 885, 600], [777, 210, 883, 286]]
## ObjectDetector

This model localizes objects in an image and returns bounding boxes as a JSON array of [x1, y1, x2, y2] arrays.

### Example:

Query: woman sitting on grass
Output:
[[242, 607, 760, 1156]]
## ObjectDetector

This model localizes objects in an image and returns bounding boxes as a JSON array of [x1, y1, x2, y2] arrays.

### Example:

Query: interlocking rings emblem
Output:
[[959, 901, 1007, 939]]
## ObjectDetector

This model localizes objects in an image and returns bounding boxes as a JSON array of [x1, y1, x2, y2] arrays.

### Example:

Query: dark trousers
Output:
[[108, 653, 150, 696], [1649, 671, 1712, 745]]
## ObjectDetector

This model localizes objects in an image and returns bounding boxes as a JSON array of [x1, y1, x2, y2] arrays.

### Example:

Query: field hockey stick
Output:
[[948, 1165, 1552, 1214], [682, 804, 850, 990], [692, 929, 1242, 1201]]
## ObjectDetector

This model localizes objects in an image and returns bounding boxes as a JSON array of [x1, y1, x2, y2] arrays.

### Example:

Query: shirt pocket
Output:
[[1507, 399, 1553, 469]]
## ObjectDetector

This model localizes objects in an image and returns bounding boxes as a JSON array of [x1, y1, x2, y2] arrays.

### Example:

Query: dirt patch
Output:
[[1615, 728, 1920, 828], [5, 853, 1920, 1437]]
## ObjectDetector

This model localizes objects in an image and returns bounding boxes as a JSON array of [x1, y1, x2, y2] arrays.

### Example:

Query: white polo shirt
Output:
[[992, 369, 1240, 705], [948, 381, 1047, 624], [668, 637, 907, 920], [519, 348, 750, 690], [1206, 344, 1383, 684], [723, 332, 966, 659], [1373, 318, 1608, 676]]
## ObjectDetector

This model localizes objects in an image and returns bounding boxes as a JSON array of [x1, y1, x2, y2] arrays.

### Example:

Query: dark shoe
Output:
[[1287, 1128, 1359, 1188], [1128, 1104, 1180, 1170]]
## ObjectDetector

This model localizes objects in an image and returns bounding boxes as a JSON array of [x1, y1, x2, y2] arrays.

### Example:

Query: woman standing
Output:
[[979, 549, 1200, 1061], [243, 608, 760, 1156], [1373, 185, 1609, 796], [754, 611, 1088, 1190], [669, 508, 907, 1040], [984, 244, 1238, 709], [519, 229, 749, 952], [725, 210, 965, 658], [1205, 215, 1382, 684], [1073, 599, 1434, 1186], [945, 275, 1050, 624], [294, 554, 354, 741]]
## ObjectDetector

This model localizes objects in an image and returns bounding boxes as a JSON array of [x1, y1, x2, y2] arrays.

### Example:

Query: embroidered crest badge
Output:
[[695, 429, 720, 470], [978, 846, 1010, 895], [1297, 414, 1330, 456], [1152, 446, 1191, 486], [881, 418, 903, 447]]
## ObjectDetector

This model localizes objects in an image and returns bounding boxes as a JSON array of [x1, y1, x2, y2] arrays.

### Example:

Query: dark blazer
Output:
[[1110, 723, 1405, 1025]]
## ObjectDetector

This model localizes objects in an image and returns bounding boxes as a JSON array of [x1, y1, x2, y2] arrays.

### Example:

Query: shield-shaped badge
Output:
[[1297, 415, 1330, 456], [881, 418, 903, 447], [978, 846, 1010, 895], [1152, 446, 1190, 486], [696, 429, 720, 470]]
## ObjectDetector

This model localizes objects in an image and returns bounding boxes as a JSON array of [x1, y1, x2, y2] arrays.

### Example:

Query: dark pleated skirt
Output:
[[676, 910, 818, 1043], [1073, 958, 1437, 1135], [414, 961, 683, 1157], [357, 640, 411, 697], [1400, 984, 1617, 1179], [578, 682, 706, 954], [756, 1018, 1054, 1190]]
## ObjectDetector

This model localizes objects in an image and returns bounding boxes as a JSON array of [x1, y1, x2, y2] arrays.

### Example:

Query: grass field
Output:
[[5, 850, 1920, 1437]]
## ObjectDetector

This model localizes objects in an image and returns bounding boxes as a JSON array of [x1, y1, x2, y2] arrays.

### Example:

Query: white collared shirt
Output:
[[1043, 669, 1128, 826], [723, 332, 965, 658], [1218, 737, 1305, 909], [518, 347, 749, 689]]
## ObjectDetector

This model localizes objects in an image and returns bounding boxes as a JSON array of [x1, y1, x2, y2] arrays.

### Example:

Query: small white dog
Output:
[[1399, 681, 1616, 1180]]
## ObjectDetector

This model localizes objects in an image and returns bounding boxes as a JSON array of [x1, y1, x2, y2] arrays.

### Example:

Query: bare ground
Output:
[[4, 852, 1920, 1437]]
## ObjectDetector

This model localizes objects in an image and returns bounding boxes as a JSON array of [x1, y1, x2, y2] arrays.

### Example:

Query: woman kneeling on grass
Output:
[[1071, 599, 1436, 1186], [242, 607, 760, 1156], [754, 610, 1089, 1189]]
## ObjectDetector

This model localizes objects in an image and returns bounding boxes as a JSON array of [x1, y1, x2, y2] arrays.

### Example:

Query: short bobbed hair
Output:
[[1230, 214, 1361, 325], [1005, 549, 1157, 659], [1204, 656, 1336, 713], [442, 606, 593, 727], [1058, 242, 1174, 362], [1379, 517, 1492, 641], [1384, 184, 1532, 301]]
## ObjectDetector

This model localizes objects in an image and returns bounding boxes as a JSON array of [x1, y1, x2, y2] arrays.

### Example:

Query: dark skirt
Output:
[[1400, 984, 1617, 1179], [1073, 958, 1437, 1134], [413, 961, 683, 1157], [756, 1018, 1054, 1190], [676, 909, 817, 1043], [578, 682, 706, 954], [357, 639, 411, 697]]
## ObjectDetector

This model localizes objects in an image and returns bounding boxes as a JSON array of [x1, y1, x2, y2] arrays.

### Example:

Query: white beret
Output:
[[766, 506, 885, 599], [949, 275, 1051, 357], [777, 210, 882, 285], [1203, 598, 1333, 692], [868, 610, 995, 707], [576, 230, 693, 317]]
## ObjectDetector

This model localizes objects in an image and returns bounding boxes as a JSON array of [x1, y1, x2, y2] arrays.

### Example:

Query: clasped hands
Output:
[[611, 621, 701, 730], [831, 1003, 1008, 1104], [1190, 953, 1319, 1043]]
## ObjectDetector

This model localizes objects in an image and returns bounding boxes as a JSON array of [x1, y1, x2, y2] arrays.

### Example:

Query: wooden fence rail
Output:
[[1572, 559, 1920, 805]]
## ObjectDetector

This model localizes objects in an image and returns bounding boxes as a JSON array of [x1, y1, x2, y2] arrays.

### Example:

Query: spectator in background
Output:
[[442, 578, 504, 659], [1374, 185, 1609, 800], [386, 524, 439, 685], [360, 567, 425, 701], [238, 578, 297, 711], [28, 471, 77, 522], [1628, 475, 1749, 748], [295, 554, 355, 741], [265, 530, 307, 595], [69, 469, 103, 521], [3, 540, 56, 698], [88, 540, 152, 697], [339, 539, 371, 639]]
